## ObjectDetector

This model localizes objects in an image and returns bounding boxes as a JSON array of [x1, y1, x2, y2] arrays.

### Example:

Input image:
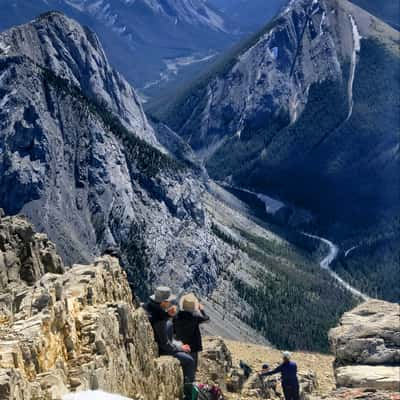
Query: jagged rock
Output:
[[327, 300, 400, 396], [329, 300, 400, 366], [0, 215, 64, 293], [0, 216, 182, 400], [198, 337, 233, 389]]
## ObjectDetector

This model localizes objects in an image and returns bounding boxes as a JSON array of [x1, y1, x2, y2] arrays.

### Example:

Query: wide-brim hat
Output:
[[179, 293, 199, 312], [150, 286, 177, 303]]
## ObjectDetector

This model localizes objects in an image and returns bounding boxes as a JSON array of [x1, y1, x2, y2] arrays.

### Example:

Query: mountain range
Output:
[[0, 8, 361, 351], [0, 0, 399, 353], [154, 0, 400, 302]]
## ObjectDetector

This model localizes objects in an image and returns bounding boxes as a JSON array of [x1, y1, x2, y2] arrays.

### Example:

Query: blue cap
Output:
[[262, 364, 269, 369]]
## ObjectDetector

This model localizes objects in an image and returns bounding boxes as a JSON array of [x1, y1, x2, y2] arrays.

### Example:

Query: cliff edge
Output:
[[0, 213, 182, 400]]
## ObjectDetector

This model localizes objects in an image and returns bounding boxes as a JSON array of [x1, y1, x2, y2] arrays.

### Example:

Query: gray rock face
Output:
[[329, 300, 400, 393], [0, 11, 159, 147], [161, 0, 399, 227], [0, 13, 269, 346], [167, 0, 353, 150], [329, 300, 400, 366], [0, 216, 183, 400]]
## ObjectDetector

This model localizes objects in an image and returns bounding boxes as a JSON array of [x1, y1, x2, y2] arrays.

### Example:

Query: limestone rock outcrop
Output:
[[0, 215, 182, 400], [329, 300, 400, 366], [328, 300, 400, 394]]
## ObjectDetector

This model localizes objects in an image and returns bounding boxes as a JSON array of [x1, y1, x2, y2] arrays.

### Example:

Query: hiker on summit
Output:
[[144, 287, 196, 384], [259, 352, 300, 400], [174, 293, 210, 372]]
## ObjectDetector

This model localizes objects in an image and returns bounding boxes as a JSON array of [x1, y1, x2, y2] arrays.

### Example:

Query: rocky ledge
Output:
[[0, 214, 182, 400], [307, 300, 400, 399], [329, 300, 400, 393]]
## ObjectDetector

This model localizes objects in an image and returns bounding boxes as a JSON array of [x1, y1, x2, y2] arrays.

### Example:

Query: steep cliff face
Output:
[[0, 14, 272, 345], [159, 0, 399, 228], [157, 0, 400, 301], [0, 11, 159, 147], [0, 214, 182, 400]]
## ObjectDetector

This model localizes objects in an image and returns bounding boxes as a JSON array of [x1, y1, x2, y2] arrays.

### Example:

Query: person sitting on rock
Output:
[[173, 293, 210, 373], [259, 352, 300, 400], [144, 286, 196, 384]]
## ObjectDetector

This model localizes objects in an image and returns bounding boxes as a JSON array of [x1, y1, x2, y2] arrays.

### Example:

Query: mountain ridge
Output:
[[154, 0, 400, 301]]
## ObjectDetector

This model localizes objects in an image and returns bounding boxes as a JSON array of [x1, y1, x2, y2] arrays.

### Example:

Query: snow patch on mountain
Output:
[[346, 14, 362, 121]]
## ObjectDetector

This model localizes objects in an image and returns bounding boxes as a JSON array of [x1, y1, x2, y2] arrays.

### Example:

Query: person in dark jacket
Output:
[[174, 293, 210, 372], [144, 287, 196, 383], [259, 352, 300, 400]]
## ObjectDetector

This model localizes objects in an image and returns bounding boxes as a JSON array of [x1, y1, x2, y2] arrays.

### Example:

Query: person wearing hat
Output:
[[173, 293, 210, 372], [144, 287, 195, 384], [259, 352, 300, 400]]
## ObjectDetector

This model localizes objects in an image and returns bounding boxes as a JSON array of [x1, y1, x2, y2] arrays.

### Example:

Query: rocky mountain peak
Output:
[[0, 11, 159, 147]]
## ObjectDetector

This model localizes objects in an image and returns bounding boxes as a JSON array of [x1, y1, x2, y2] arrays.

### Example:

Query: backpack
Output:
[[187, 383, 224, 400]]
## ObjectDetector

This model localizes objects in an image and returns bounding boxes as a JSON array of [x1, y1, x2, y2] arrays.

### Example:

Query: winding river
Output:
[[302, 233, 369, 301], [230, 185, 370, 301]]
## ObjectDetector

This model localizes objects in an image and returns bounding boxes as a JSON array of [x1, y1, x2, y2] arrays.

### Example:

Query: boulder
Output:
[[198, 337, 233, 389], [328, 300, 400, 397], [329, 300, 400, 366]]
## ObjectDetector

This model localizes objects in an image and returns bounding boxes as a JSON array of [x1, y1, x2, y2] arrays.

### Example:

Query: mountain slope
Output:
[[156, 0, 400, 300], [350, 0, 400, 30]]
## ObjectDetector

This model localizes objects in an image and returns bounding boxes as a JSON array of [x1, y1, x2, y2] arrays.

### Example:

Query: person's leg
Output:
[[191, 352, 199, 372], [282, 384, 293, 400], [174, 352, 196, 383], [293, 384, 300, 400]]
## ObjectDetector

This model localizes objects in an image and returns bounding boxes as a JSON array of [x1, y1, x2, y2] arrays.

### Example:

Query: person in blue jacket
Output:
[[259, 351, 300, 400]]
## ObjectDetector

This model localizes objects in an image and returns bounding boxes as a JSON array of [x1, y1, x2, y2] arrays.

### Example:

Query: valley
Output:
[[222, 185, 370, 302], [154, 0, 400, 304]]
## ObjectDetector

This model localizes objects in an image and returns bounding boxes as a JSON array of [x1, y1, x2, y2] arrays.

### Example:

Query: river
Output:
[[232, 185, 370, 301], [302, 233, 369, 301]]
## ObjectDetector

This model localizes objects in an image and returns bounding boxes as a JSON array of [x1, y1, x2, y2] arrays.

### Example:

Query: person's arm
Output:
[[154, 321, 181, 354], [260, 364, 283, 377], [195, 309, 210, 324]]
